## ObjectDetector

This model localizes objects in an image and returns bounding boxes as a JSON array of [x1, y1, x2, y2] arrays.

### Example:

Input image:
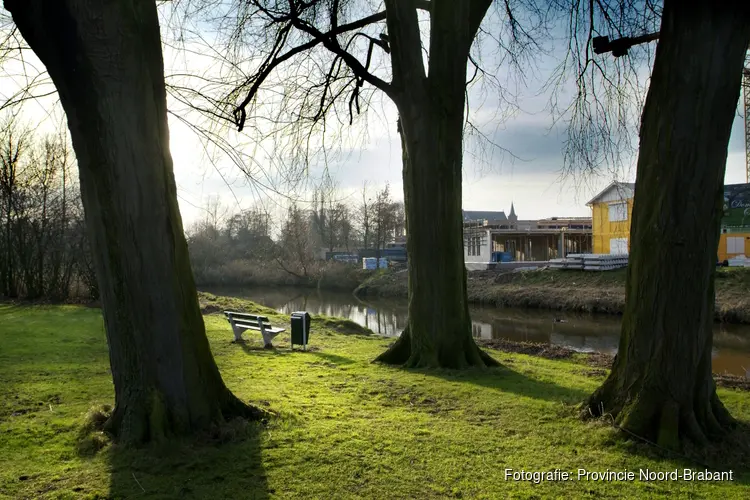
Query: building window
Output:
[[467, 236, 482, 256], [608, 202, 628, 222], [610, 238, 628, 255], [727, 237, 745, 255]]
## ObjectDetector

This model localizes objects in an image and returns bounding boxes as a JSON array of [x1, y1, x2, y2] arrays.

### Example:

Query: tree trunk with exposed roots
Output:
[[583, 0, 750, 449], [374, 0, 498, 369], [5, 0, 262, 444]]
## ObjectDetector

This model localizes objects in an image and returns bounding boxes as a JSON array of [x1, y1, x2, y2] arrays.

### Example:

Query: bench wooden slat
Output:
[[224, 310, 285, 345], [232, 321, 262, 329], [224, 311, 269, 321], [232, 321, 285, 334]]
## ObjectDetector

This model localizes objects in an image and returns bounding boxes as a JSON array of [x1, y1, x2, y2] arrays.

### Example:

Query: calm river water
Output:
[[208, 286, 750, 377]]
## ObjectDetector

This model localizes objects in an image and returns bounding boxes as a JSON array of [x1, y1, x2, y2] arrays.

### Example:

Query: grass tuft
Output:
[[75, 405, 113, 457]]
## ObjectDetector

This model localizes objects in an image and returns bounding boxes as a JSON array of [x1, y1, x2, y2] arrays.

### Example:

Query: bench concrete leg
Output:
[[232, 326, 246, 342], [261, 330, 282, 348]]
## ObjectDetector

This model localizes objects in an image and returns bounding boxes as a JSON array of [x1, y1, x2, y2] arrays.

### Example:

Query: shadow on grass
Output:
[[584, 418, 750, 483], [106, 418, 270, 499], [412, 363, 589, 404], [309, 351, 355, 366], [234, 339, 293, 357], [234, 339, 355, 367], [234, 339, 339, 358]]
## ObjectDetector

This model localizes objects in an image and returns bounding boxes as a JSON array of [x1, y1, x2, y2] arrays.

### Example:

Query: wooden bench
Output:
[[224, 311, 286, 348]]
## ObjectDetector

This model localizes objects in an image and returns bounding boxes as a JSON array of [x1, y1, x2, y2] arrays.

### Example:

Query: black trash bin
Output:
[[290, 311, 311, 350]]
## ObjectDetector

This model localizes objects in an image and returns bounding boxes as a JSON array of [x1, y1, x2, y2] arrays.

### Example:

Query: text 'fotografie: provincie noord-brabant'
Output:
[[504, 469, 733, 483]]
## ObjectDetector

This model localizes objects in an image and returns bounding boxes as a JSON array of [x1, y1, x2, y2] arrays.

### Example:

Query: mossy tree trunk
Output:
[[374, 0, 498, 368], [5, 0, 261, 443], [584, 0, 750, 449]]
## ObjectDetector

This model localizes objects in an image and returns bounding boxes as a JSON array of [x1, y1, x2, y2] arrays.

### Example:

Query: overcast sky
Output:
[[1, 5, 747, 231]]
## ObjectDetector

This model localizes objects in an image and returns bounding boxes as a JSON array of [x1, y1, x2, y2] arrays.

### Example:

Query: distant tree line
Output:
[[186, 181, 405, 285], [0, 114, 406, 299], [310, 181, 405, 254], [0, 118, 96, 301]]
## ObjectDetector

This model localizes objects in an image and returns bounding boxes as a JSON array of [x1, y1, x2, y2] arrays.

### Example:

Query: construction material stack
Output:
[[549, 253, 628, 271], [582, 254, 629, 271], [549, 254, 584, 270]]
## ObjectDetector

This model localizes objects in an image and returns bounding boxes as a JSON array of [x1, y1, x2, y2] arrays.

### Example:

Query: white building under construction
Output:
[[462, 204, 593, 269]]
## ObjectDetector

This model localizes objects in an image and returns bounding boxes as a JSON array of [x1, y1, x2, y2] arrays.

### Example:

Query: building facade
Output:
[[462, 206, 593, 267], [586, 182, 635, 254], [721, 184, 750, 261], [587, 181, 750, 261]]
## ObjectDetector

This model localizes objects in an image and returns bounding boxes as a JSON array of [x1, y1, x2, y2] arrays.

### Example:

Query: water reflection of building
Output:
[[471, 322, 493, 340]]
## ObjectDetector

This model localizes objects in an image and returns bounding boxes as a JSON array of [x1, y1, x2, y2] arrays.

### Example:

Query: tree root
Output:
[[102, 400, 152, 445], [373, 329, 412, 365], [374, 327, 500, 369], [477, 346, 501, 367], [102, 388, 267, 445], [583, 383, 736, 451], [221, 390, 268, 422]]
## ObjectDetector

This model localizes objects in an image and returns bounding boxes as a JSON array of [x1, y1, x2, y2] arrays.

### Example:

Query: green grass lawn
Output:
[[2, 301, 750, 499]]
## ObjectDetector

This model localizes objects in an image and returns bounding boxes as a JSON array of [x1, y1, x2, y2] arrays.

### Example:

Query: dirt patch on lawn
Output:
[[714, 374, 750, 391], [478, 338, 750, 391], [477, 338, 580, 360], [477, 338, 615, 368]]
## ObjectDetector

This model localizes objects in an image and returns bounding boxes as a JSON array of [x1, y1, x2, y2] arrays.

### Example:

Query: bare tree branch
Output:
[[231, 2, 394, 131], [545, 0, 662, 187]]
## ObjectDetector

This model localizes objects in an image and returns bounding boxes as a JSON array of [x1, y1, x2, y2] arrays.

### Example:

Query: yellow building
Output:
[[587, 181, 750, 261], [586, 182, 635, 254], [719, 183, 750, 262]]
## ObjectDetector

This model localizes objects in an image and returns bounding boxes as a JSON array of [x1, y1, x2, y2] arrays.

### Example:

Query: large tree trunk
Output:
[[584, 0, 750, 449], [375, 0, 497, 368], [5, 0, 262, 443]]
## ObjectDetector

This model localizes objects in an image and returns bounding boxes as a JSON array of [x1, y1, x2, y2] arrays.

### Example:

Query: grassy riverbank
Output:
[[2, 298, 750, 498], [355, 267, 750, 323]]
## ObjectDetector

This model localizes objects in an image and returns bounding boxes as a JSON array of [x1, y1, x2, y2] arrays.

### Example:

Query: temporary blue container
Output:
[[362, 257, 377, 270], [491, 251, 514, 263]]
